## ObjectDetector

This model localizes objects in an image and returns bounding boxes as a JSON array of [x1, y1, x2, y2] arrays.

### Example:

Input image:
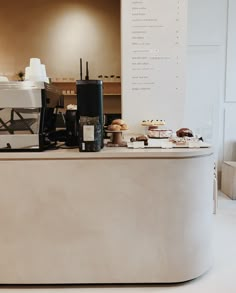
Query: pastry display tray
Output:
[[127, 140, 211, 149]]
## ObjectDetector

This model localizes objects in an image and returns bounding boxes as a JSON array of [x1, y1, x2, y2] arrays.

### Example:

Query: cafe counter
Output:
[[0, 147, 214, 284]]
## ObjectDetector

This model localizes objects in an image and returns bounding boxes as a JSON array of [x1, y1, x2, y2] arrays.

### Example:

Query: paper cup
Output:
[[30, 58, 41, 68], [29, 58, 42, 77], [24, 67, 31, 80], [41, 64, 47, 78]]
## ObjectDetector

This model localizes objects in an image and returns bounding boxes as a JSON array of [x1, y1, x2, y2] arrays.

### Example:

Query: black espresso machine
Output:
[[0, 81, 63, 151]]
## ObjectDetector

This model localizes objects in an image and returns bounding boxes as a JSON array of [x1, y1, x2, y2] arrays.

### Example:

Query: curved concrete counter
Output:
[[0, 147, 214, 284], [0, 146, 212, 159]]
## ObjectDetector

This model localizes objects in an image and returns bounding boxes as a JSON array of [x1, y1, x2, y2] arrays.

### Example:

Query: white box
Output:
[[221, 161, 236, 199]]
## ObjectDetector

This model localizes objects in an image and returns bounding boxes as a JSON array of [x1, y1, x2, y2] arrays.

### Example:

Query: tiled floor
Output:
[[0, 191, 236, 293]]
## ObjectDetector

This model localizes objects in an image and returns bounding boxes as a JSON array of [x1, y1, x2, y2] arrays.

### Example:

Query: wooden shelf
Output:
[[63, 94, 120, 97], [103, 82, 121, 95], [52, 80, 121, 113], [52, 80, 121, 94], [52, 79, 76, 83]]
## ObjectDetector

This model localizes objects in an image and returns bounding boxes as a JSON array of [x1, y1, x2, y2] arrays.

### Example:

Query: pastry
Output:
[[175, 139, 188, 145], [130, 136, 148, 145], [120, 123, 128, 130], [136, 135, 148, 146], [108, 124, 121, 131], [176, 128, 193, 137], [112, 119, 125, 126], [130, 137, 136, 142]]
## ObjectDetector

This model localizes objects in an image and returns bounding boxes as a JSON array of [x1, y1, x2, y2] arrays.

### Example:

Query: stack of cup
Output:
[[25, 58, 49, 83], [24, 67, 31, 80]]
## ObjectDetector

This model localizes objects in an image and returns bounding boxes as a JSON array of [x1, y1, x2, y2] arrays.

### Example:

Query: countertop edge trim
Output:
[[0, 153, 213, 161]]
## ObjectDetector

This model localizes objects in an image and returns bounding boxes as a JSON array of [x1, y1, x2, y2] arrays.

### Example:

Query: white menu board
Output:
[[121, 0, 187, 132]]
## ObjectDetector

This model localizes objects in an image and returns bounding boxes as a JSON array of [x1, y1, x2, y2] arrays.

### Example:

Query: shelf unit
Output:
[[52, 80, 121, 114]]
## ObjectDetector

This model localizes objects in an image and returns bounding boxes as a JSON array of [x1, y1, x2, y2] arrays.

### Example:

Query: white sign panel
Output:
[[121, 0, 187, 132], [225, 0, 236, 102]]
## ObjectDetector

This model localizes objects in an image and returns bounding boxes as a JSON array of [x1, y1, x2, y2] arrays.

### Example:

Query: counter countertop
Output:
[[0, 146, 213, 160]]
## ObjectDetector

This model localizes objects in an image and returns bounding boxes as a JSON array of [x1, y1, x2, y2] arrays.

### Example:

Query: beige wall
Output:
[[0, 0, 120, 80]]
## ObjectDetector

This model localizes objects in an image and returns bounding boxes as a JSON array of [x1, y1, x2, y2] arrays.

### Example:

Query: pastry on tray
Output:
[[120, 123, 128, 130], [130, 135, 148, 146], [112, 119, 125, 126], [107, 124, 121, 131], [176, 128, 193, 137], [107, 119, 128, 131]]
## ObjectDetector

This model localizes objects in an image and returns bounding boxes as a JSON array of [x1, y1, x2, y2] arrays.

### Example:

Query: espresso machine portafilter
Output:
[[65, 109, 79, 147]]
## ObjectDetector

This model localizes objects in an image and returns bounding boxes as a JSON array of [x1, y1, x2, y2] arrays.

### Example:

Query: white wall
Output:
[[224, 0, 236, 161], [185, 0, 227, 167], [225, 0, 236, 102], [223, 0, 236, 161], [186, 0, 236, 177], [0, 0, 121, 80]]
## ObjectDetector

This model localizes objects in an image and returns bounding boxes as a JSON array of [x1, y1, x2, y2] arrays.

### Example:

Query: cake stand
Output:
[[105, 130, 127, 147]]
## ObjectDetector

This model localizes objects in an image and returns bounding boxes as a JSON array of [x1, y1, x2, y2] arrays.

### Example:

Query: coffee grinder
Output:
[[76, 59, 103, 152]]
